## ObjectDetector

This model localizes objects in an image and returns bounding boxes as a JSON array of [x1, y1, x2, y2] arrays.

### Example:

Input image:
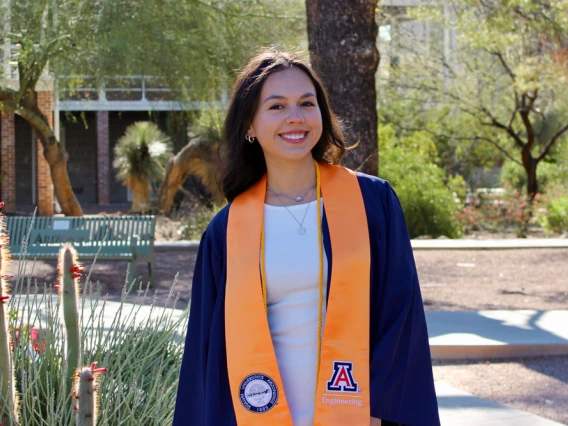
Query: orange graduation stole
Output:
[[225, 162, 371, 425]]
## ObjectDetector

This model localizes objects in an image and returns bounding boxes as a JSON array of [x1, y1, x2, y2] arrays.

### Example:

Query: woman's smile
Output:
[[279, 131, 309, 144]]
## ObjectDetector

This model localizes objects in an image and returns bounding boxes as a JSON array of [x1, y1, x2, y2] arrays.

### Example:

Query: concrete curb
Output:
[[411, 238, 568, 250], [427, 310, 568, 360], [155, 239, 568, 251]]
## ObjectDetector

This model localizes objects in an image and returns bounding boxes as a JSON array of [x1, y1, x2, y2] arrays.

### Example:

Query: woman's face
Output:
[[248, 66, 323, 167]]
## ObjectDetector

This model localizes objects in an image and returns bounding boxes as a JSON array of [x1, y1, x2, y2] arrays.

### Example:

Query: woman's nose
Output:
[[286, 107, 305, 123]]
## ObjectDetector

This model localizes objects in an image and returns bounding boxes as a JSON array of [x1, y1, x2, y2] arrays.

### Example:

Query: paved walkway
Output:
[[427, 310, 568, 360], [437, 382, 566, 425]]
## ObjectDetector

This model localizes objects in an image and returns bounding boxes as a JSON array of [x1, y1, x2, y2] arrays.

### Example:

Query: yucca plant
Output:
[[113, 121, 173, 213]]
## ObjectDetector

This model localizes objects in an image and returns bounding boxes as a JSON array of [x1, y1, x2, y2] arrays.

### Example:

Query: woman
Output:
[[173, 48, 440, 426]]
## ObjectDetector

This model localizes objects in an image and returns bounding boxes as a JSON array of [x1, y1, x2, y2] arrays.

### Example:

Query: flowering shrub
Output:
[[457, 183, 542, 237]]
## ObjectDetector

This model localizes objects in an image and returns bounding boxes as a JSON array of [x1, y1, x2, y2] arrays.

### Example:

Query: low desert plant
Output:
[[0, 214, 188, 425]]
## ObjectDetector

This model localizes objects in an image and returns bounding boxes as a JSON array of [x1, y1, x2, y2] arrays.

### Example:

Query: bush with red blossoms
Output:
[[456, 183, 542, 237]]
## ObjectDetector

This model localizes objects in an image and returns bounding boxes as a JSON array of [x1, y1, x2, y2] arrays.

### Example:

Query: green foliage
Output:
[[0, 234, 18, 426], [113, 121, 173, 188], [378, 124, 463, 238], [500, 139, 568, 192], [501, 160, 568, 193], [1, 0, 307, 119], [191, 108, 225, 144], [378, 0, 568, 197], [4, 268, 188, 425], [538, 184, 568, 234], [183, 204, 221, 240]]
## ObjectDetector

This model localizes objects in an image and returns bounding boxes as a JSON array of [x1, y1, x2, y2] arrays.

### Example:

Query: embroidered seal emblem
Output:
[[239, 374, 278, 413], [326, 361, 358, 392]]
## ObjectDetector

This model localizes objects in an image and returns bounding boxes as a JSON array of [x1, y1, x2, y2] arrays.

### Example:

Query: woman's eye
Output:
[[302, 101, 315, 107], [269, 104, 283, 110]]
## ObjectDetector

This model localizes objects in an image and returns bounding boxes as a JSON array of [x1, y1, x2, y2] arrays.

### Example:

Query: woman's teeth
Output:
[[281, 133, 306, 140]]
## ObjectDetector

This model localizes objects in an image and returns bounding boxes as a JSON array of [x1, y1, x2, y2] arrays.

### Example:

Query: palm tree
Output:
[[113, 122, 173, 213]]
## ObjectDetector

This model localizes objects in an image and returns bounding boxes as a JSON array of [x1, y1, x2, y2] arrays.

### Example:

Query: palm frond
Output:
[[113, 121, 173, 189]]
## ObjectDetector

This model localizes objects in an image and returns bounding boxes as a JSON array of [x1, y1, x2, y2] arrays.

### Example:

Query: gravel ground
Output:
[[8, 246, 568, 424], [414, 249, 568, 312]]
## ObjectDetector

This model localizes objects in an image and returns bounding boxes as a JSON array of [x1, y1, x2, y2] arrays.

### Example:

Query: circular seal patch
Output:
[[239, 373, 278, 413]]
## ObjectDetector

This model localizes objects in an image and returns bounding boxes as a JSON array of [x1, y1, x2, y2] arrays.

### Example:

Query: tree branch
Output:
[[396, 125, 522, 166], [479, 106, 525, 148], [0, 100, 58, 147], [537, 122, 568, 162], [492, 51, 516, 81]]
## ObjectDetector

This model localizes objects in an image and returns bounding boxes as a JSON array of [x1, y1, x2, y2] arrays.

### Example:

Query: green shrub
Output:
[[538, 185, 568, 234], [378, 124, 463, 238]]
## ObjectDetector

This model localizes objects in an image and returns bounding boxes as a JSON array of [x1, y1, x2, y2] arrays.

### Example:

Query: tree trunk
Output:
[[524, 157, 538, 200], [521, 147, 538, 200], [130, 179, 152, 213], [157, 138, 224, 214], [6, 102, 83, 216], [306, 0, 380, 175]]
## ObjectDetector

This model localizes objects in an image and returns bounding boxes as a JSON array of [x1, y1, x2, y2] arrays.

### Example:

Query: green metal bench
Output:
[[4, 216, 156, 285]]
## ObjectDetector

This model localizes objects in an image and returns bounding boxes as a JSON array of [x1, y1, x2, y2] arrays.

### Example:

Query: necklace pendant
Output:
[[297, 227, 306, 235], [295, 196, 302, 202]]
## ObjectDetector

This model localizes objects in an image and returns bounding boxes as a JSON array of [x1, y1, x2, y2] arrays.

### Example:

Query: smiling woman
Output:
[[173, 48, 441, 426]]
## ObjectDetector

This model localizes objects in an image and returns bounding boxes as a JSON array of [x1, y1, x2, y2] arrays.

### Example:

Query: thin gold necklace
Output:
[[272, 188, 315, 235], [267, 184, 316, 203]]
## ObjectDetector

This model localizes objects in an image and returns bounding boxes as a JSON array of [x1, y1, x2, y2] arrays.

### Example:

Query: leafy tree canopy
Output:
[[378, 0, 568, 196], [2, 0, 307, 102]]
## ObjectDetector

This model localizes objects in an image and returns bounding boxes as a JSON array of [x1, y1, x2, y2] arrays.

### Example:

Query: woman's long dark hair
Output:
[[218, 48, 346, 202]]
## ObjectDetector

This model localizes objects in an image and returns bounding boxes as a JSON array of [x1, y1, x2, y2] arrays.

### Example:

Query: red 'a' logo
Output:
[[326, 361, 358, 392]]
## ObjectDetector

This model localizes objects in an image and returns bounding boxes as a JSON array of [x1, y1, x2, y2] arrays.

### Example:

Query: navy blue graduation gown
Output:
[[173, 173, 441, 426]]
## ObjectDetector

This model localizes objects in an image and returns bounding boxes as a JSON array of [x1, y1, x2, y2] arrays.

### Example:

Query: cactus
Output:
[[73, 362, 106, 426], [0, 213, 19, 425], [57, 243, 84, 394]]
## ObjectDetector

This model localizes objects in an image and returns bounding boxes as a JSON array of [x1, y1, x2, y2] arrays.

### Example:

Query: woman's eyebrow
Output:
[[262, 92, 316, 104]]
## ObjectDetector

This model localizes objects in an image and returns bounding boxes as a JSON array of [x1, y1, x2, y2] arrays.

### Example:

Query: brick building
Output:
[[0, 74, 221, 215]]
